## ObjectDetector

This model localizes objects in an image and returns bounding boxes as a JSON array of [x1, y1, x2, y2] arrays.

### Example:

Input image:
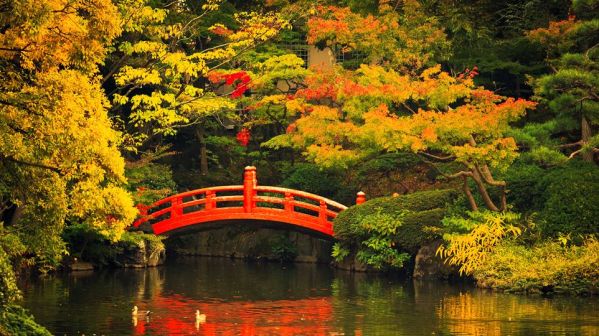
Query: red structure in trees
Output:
[[133, 166, 366, 237]]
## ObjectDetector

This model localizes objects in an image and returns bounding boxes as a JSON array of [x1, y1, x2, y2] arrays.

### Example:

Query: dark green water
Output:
[[21, 257, 599, 336]]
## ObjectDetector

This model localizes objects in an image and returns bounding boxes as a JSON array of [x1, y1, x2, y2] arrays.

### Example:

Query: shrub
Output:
[[0, 305, 52, 336], [503, 162, 546, 212], [63, 224, 164, 267], [334, 189, 458, 248], [503, 159, 599, 238], [437, 211, 523, 275], [332, 189, 459, 270], [474, 237, 599, 295], [537, 161, 599, 237]]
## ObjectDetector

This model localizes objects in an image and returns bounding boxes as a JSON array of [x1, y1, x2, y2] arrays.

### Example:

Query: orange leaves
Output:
[[527, 16, 578, 50]]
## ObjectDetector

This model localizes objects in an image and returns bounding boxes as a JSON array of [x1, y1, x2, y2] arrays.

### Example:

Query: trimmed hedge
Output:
[[504, 160, 599, 238], [334, 189, 459, 253]]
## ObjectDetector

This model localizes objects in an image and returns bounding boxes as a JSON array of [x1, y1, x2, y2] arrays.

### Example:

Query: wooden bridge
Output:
[[132, 166, 366, 237]]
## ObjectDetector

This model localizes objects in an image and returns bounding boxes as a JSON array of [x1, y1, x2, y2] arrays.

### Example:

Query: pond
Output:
[[21, 256, 599, 335]]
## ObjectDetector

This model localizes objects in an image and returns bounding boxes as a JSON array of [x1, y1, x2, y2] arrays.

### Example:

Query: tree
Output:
[[265, 3, 536, 211], [104, 0, 291, 170], [0, 0, 137, 267], [526, 0, 599, 163]]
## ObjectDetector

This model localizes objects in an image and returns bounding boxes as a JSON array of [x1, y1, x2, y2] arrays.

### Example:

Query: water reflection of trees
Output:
[[21, 258, 599, 335], [436, 290, 599, 336]]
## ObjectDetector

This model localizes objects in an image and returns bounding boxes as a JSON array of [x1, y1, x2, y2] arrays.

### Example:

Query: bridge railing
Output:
[[133, 166, 367, 235]]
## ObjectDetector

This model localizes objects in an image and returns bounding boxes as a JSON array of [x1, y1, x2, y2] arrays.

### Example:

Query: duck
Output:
[[132, 306, 151, 318], [195, 310, 206, 323]]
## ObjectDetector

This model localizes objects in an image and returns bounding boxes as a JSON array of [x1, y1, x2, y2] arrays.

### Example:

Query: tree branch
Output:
[[0, 154, 61, 173]]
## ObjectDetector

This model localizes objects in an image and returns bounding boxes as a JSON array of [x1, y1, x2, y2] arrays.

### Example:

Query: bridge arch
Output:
[[132, 167, 367, 237]]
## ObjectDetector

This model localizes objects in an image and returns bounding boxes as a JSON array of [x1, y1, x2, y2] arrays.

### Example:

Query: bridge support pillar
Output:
[[356, 191, 366, 205], [243, 166, 257, 212]]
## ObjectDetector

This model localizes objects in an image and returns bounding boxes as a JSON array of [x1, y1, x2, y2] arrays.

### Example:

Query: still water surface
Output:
[[21, 257, 599, 335]]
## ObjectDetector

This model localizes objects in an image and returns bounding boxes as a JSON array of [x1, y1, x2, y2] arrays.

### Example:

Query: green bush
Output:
[[503, 160, 599, 238], [503, 162, 546, 212], [63, 225, 164, 267], [335, 189, 458, 248], [474, 237, 599, 295], [0, 305, 51, 336], [537, 161, 599, 237], [332, 189, 459, 270]]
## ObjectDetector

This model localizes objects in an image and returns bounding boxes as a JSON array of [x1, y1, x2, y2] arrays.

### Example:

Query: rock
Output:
[[116, 239, 166, 268], [68, 260, 94, 272], [165, 225, 333, 263], [413, 240, 457, 279], [333, 252, 373, 272]]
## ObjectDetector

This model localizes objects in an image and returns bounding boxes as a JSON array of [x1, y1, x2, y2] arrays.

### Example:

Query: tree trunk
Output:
[[581, 115, 594, 162], [470, 168, 500, 211], [462, 176, 478, 211], [195, 125, 209, 175]]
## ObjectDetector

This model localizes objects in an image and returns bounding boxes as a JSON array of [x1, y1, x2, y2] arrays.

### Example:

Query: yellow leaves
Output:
[[120, 41, 166, 57], [162, 52, 207, 78], [202, 0, 223, 11], [118, 0, 167, 33], [229, 12, 290, 42], [437, 211, 522, 275], [0, 0, 121, 72], [1, 68, 137, 241], [115, 66, 162, 86]]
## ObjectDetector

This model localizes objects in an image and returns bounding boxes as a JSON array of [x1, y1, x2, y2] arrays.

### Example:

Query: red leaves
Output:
[[286, 123, 297, 133], [457, 66, 479, 80], [209, 25, 233, 36], [236, 128, 251, 146], [207, 71, 251, 99]]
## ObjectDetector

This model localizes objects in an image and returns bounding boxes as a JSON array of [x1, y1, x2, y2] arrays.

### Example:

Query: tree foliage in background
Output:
[[526, 0, 599, 163], [266, 2, 536, 212], [105, 0, 291, 152], [0, 0, 137, 271]]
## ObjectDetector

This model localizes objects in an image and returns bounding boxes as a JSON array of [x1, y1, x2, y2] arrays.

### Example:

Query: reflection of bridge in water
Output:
[[133, 295, 334, 335], [133, 166, 366, 237]]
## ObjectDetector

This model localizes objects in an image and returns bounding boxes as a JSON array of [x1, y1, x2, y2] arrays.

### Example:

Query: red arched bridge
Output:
[[133, 166, 367, 237]]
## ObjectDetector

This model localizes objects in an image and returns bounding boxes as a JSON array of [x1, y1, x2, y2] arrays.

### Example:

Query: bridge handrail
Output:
[[253, 186, 347, 211], [133, 167, 367, 235]]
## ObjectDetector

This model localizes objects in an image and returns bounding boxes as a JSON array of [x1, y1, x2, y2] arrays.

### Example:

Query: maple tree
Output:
[[266, 3, 536, 211]]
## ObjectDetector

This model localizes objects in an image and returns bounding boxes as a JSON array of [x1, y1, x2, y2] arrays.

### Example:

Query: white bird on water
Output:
[[132, 306, 151, 318], [195, 310, 206, 323]]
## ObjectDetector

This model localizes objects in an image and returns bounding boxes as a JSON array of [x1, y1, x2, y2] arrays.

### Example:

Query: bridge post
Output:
[[318, 200, 327, 224], [171, 197, 183, 220], [205, 191, 215, 210], [356, 191, 366, 205], [243, 166, 257, 212], [284, 192, 294, 213]]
